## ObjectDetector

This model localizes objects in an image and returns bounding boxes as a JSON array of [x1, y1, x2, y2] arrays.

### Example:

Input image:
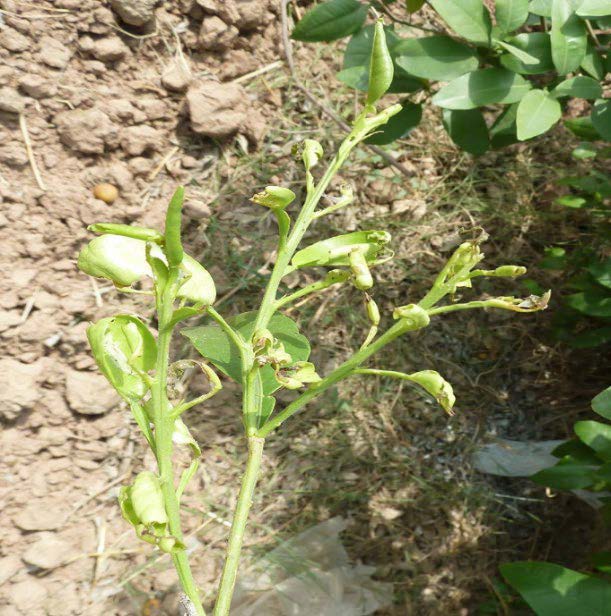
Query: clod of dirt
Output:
[[0, 27, 29, 53], [13, 503, 69, 531], [0, 86, 26, 114], [110, 0, 158, 26], [22, 533, 74, 570], [18, 74, 58, 99], [186, 79, 247, 138], [54, 108, 117, 155], [65, 369, 120, 415], [9, 579, 48, 611], [199, 16, 239, 50], [119, 124, 163, 156], [161, 59, 192, 93], [0, 555, 21, 586], [0, 143, 28, 168], [93, 182, 119, 204], [0, 358, 44, 422], [39, 35, 72, 70], [90, 36, 130, 63]]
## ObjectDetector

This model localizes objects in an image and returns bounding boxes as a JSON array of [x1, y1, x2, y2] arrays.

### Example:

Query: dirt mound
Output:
[[0, 1, 278, 613]]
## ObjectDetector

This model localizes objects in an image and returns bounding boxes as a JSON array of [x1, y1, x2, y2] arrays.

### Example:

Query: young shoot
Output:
[[76, 16, 549, 616]]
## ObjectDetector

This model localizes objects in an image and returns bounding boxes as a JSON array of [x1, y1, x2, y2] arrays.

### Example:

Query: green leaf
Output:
[[394, 36, 479, 81], [429, 0, 492, 46], [565, 291, 611, 317], [291, 230, 391, 268], [581, 41, 605, 79], [529, 0, 552, 17], [500, 32, 553, 74], [291, 0, 368, 42], [367, 19, 394, 105], [516, 89, 562, 140], [182, 312, 310, 396], [593, 387, 611, 421], [496, 0, 530, 32], [589, 258, 611, 289], [87, 315, 157, 402], [552, 76, 603, 99], [164, 186, 184, 266], [592, 99, 611, 140], [592, 552, 611, 574], [564, 116, 601, 140], [531, 460, 598, 489], [340, 26, 424, 94], [568, 326, 611, 348], [551, 0, 587, 75], [577, 0, 611, 17], [177, 255, 217, 307], [365, 102, 422, 144], [432, 68, 531, 109], [406, 0, 425, 12], [442, 108, 490, 154], [490, 103, 519, 147], [497, 40, 540, 64], [575, 420, 611, 461], [501, 561, 611, 616], [552, 439, 601, 464], [572, 142, 599, 159]]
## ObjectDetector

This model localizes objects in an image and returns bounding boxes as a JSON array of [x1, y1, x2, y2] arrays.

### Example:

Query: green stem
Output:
[[257, 318, 418, 438], [153, 274, 206, 616], [213, 436, 265, 616]]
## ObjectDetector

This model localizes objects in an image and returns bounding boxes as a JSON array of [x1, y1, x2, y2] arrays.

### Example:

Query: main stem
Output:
[[154, 276, 206, 616], [213, 436, 265, 616]]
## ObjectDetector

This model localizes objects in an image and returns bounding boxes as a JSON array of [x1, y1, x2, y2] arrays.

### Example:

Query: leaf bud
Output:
[[493, 265, 527, 277], [408, 370, 456, 415]]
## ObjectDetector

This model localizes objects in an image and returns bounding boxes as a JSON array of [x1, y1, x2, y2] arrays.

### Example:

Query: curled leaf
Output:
[[88, 223, 164, 243], [366, 296, 380, 326], [164, 186, 185, 267], [367, 18, 394, 106], [350, 248, 374, 290], [172, 417, 201, 457], [392, 303, 431, 330], [488, 291, 551, 312], [276, 361, 322, 390], [301, 139, 324, 171], [87, 315, 157, 401], [292, 230, 391, 269], [251, 186, 296, 210], [407, 370, 456, 415], [78, 234, 151, 287]]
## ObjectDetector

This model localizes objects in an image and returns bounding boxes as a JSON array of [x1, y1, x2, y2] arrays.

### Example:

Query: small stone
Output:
[[91, 35, 129, 62], [0, 142, 28, 167], [65, 369, 120, 415], [0, 555, 21, 585], [120, 124, 162, 156], [186, 79, 247, 138], [111, 0, 157, 26], [0, 86, 26, 114], [39, 35, 72, 69], [10, 579, 48, 610], [55, 108, 117, 155], [22, 533, 72, 569], [13, 503, 68, 531], [92, 182, 119, 204], [18, 73, 57, 99], [199, 16, 238, 50], [161, 59, 192, 93], [0, 358, 43, 421], [184, 199, 211, 218], [0, 27, 29, 52]]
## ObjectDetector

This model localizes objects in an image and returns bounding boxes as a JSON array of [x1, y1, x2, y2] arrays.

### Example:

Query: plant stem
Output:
[[213, 436, 265, 616], [153, 275, 206, 616]]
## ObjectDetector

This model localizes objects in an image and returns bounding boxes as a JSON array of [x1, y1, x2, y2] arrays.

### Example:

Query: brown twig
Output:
[[279, 0, 414, 179], [19, 113, 47, 191]]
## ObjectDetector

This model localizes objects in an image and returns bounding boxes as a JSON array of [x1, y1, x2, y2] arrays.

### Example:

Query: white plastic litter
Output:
[[231, 517, 393, 615]]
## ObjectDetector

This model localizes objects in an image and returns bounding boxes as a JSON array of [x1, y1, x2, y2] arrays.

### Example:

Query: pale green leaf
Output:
[[500, 32, 553, 74], [551, 0, 587, 74], [291, 0, 368, 42], [496, 0, 530, 32], [516, 89, 561, 140], [552, 76, 603, 99], [429, 0, 492, 46]]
